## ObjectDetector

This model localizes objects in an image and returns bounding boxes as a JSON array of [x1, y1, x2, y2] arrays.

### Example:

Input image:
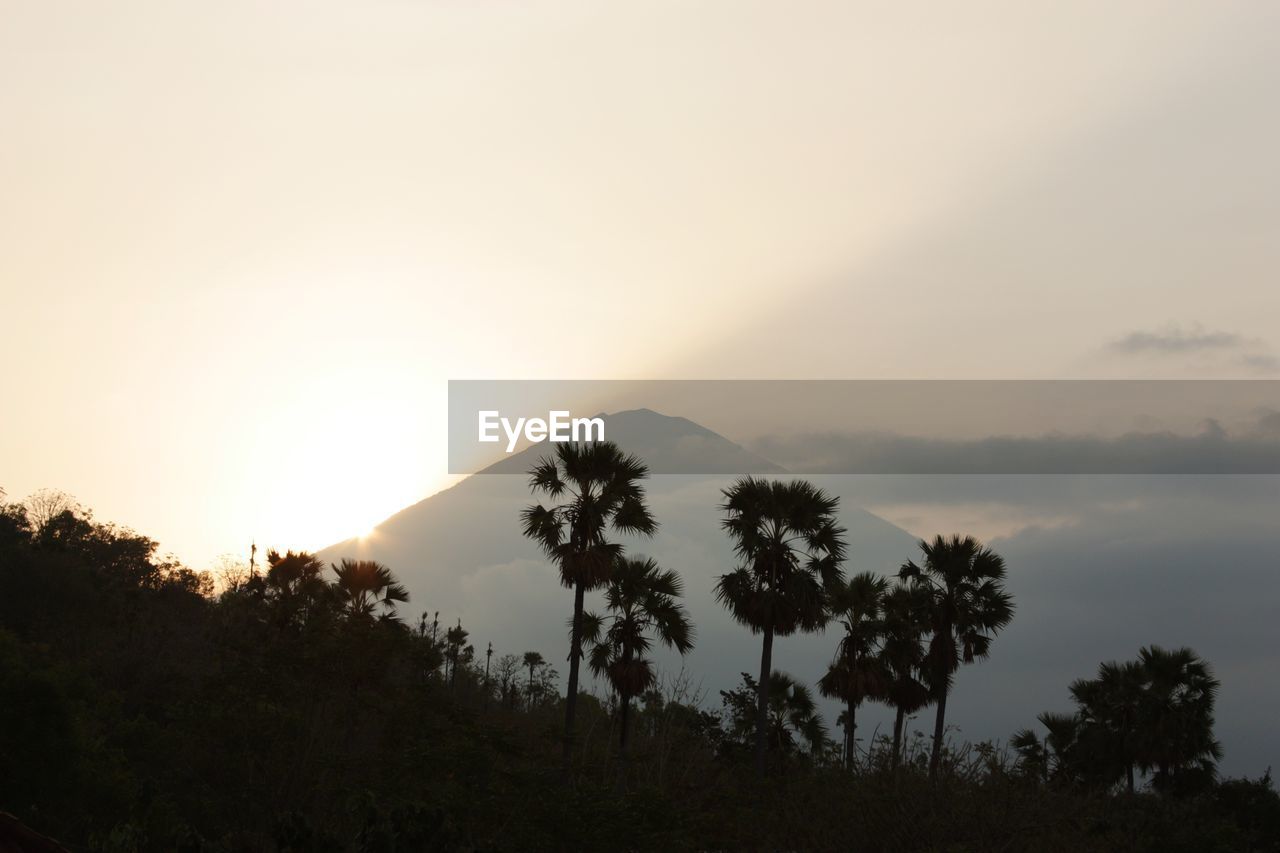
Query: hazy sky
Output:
[[2, 2, 1278, 566]]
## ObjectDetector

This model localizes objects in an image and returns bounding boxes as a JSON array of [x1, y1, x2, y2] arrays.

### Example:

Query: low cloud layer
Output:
[[749, 415, 1280, 475], [1108, 325, 1279, 373]]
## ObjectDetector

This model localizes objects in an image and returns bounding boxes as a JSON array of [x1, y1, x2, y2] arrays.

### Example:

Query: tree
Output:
[[255, 550, 330, 629], [331, 559, 409, 622], [1011, 728, 1050, 784], [879, 584, 932, 770], [523, 651, 545, 707], [1135, 645, 1221, 792], [22, 489, 78, 537], [521, 441, 657, 769], [817, 572, 888, 769], [714, 477, 846, 775], [899, 534, 1014, 781], [1071, 660, 1148, 793], [722, 671, 827, 760], [494, 654, 521, 708], [1025, 646, 1220, 794], [581, 556, 694, 776], [445, 620, 469, 689]]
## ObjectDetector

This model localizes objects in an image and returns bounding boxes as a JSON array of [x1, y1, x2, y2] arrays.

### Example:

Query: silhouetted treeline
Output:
[[1, 484, 1278, 852]]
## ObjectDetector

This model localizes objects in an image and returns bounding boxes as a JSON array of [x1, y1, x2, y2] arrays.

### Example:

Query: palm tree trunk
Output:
[[617, 690, 632, 791], [1122, 723, 1134, 794], [563, 579, 586, 772], [845, 698, 855, 769], [930, 685, 948, 782], [755, 623, 774, 776], [892, 705, 905, 770]]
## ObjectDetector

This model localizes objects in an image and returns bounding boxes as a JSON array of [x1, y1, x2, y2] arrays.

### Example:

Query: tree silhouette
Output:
[[256, 549, 330, 629], [1025, 646, 1220, 794], [817, 571, 888, 769], [1071, 660, 1148, 793], [879, 583, 932, 770], [521, 441, 656, 770], [1136, 645, 1221, 792], [714, 477, 846, 774], [581, 556, 694, 778], [445, 620, 469, 689], [331, 559, 409, 621], [899, 534, 1014, 781], [522, 650, 545, 707]]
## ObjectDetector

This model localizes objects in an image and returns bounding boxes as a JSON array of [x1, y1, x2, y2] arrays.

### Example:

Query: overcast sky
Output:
[[2, 1, 1279, 565]]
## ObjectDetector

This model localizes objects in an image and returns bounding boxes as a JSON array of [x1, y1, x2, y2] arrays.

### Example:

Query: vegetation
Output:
[[713, 477, 847, 774], [521, 442, 656, 769], [1, 465, 1276, 852], [899, 534, 1015, 781]]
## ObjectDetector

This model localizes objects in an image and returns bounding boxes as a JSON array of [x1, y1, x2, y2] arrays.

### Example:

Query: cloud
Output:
[[1107, 325, 1279, 374], [1110, 326, 1245, 354], [748, 416, 1280, 475]]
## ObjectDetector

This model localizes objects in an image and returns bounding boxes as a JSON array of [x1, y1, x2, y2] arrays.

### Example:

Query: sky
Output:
[[3, 1, 1280, 567]]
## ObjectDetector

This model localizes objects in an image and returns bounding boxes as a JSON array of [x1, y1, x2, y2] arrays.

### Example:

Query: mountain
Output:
[[317, 408, 919, 713]]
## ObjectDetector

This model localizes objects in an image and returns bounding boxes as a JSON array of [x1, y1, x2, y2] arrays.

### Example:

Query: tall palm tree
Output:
[[899, 534, 1014, 781], [331, 559, 409, 621], [714, 477, 847, 774], [581, 556, 694, 774], [522, 441, 656, 767], [817, 572, 888, 769], [879, 584, 932, 770], [522, 650, 545, 706]]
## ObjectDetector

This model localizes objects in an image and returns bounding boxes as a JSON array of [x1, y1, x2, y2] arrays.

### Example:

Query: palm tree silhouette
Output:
[[258, 549, 329, 628], [522, 441, 656, 769], [899, 534, 1014, 781], [1071, 660, 1148, 793], [818, 571, 888, 769], [763, 670, 828, 758], [879, 583, 932, 770], [581, 556, 694, 778], [331, 559, 409, 621], [1135, 645, 1221, 792], [714, 477, 846, 774], [522, 650, 545, 706], [445, 619, 469, 689]]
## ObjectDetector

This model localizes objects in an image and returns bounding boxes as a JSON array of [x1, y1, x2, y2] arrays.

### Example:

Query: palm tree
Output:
[[523, 650, 545, 706], [1135, 645, 1221, 792], [445, 619, 469, 688], [331, 559, 409, 621], [714, 477, 847, 774], [258, 549, 330, 628], [899, 534, 1014, 781], [581, 556, 694, 772], [522, 441, 656, 767], [879, 584, 932, 770], [817, 572, 888, 769], [1037, 710, 1082, 784], [763, 670, 828, 758], [1011, 728, 1050, 784], [1071, 660, 1148, 793]]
